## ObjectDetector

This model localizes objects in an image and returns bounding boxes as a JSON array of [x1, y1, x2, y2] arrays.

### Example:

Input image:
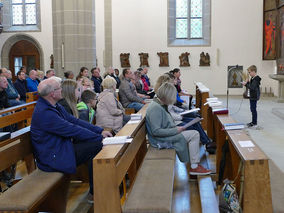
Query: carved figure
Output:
[[139, 53, 149, 67], [179, 52, 190, 67], [50, 54, 54, 69], [199, 52, 210, 66], [157, 52, 169, 67], [120, 53, 131, 67]]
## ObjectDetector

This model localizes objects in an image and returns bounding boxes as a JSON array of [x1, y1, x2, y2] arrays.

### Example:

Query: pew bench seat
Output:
[[0, 169, 69, 212], [123, 146, 176, 213]]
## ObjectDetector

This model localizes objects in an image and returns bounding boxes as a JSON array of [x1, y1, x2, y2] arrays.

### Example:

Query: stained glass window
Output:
[[175, 0, 203, 39], [12, 0, 37, 26]]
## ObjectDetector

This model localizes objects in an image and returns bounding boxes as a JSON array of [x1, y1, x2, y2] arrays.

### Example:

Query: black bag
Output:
[[243, 88, 249, 99]]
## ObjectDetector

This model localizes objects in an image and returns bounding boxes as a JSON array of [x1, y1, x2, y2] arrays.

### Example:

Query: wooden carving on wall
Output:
[[199, 52, 210, 66], [157, 52, 169, 67], [179, 52, 190, 67], [139, 53, 149, 67], [120, 53, 131, 67]]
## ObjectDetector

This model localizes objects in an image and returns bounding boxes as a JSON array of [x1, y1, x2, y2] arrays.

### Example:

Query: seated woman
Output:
[[132, 71, 150, 99], [146, 82, 211, 175], [77, 89, 97, 123], [96, 76, 130, 134], [58, 80, 80, 118], [155, 74, 216, 153]]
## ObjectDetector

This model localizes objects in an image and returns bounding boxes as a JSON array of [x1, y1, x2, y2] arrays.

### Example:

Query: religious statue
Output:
[[157, 52, 169, 67], [199, 52, 210, 66], [50, 54, 54, 69], [139, 53, 149, 67], [179, 52, 190, 67], [120, 53, 131, 67]]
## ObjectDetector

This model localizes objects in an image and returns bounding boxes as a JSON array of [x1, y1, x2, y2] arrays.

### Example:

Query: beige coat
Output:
[[96, 89, 125, 133]]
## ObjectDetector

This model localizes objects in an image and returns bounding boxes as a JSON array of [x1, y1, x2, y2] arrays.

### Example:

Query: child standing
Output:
[[242, 65, 261, 127]]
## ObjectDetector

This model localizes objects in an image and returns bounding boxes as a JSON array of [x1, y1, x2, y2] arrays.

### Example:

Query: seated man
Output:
[[31, 78, 112, 202], [26, 70, 39, 92], [13, 70, 27, 102], [91, 67, 102, 93], [0, 76, 9, 110], [119, 69, 145, 112], [1, 69, 25, 106]]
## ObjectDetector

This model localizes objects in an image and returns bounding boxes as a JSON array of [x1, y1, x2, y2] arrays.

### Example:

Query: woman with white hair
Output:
[[96, 76, 130, 133], [146, 82, 211, 175]]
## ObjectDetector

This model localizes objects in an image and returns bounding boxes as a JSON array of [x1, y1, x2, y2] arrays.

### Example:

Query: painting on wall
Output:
[[227, 66, 243, 88], [120, 53, 131, 67], [277, 6, 284, 74], [263, 10, 277, 60]]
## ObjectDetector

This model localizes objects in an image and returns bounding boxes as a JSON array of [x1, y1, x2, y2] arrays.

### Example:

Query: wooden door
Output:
[[9, 40, 40, 81]]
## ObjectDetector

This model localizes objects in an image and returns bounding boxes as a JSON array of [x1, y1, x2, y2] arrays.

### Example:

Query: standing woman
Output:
[[146, 82, 211, 175], [58, 80, 81, 118]]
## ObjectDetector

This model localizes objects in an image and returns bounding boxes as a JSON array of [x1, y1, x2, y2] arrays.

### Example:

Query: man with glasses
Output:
[[31, 78, 112, 202]]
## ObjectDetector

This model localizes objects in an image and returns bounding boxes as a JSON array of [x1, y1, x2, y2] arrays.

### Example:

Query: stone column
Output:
[[52, 0, 96, 77], [104, 0, 112, 69]]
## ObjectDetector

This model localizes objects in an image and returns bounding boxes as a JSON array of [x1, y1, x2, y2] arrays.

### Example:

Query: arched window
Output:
[[2, 0, 40, 32], [168, 0, 211, 46]]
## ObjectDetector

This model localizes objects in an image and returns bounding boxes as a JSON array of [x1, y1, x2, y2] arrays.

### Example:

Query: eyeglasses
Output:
[[54, 87, 61, 91]]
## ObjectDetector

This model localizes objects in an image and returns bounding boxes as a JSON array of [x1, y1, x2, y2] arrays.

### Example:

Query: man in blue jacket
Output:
[[31, 78, 112, 202]]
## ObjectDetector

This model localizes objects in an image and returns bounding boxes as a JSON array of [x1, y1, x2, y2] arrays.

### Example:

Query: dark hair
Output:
[[17, 71, 25, 77], [137, 68, 143, 72], [64, 71, 74, 78], [46, 70, 54, 75], [122, 68, 129, 77], [0, 69, 2, 75], [20, 66, 26, 71], [169, 68, 180, 75], [114, 68, 119, 73], [91, 67, 98, 74], [76, 67, 89, 80], [81, 89, 96, 104]]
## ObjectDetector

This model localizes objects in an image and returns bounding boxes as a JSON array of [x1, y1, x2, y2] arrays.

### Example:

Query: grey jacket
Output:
[[96, 90, 124, 133], [119, 78, 143, 108], [146, 99, 189, 163]]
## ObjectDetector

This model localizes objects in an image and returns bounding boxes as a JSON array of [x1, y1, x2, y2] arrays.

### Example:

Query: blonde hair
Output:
[[154, 74, 171, 93], [61, 80, 79, 118], [156, 82, 177, 105], [101, 76, 117, 90]]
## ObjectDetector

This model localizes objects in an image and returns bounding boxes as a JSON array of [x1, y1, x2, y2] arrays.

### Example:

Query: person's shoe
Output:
[[189, 164, 211, 175], [247, 122, 255, 127], [87, 193, 94, 204]]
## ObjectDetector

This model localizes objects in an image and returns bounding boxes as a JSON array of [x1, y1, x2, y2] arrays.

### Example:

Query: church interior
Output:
[[0, 0, 284, 212]]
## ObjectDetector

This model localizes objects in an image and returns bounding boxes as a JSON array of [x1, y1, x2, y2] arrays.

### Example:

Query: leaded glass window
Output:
[[12, 0, 37, 26], [176, 0, 203, 39]]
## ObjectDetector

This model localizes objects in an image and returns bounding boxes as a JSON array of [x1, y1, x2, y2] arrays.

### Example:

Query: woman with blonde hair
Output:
[[58, 80, 80, 118], [146, 82, 211, 175], [96, 76, 130, 133]]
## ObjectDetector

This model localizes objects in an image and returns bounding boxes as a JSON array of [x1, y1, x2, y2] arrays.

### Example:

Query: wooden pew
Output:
[[93, 105, 148, 213], [25, 92, 38, 103], [195, 82, 209, 130], [0, 101, 36, 130], [214, 113, 273, 213], [0, 127, 70, 213]]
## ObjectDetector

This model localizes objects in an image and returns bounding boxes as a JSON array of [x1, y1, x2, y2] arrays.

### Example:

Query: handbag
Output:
[[243, 87, 250, 99]]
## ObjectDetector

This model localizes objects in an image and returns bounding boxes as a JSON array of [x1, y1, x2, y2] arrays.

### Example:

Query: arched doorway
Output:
[[9, 40, 40, 80]]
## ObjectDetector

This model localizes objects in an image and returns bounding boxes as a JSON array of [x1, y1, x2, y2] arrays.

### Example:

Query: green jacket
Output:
[[77, 102, 95, 123], [145, 99, 189, 162]]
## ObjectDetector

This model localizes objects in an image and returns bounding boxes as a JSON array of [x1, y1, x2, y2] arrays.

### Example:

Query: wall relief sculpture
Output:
[[120, 53, 131, 67], [179, 52, 190, 67], [157, 52, 169, 67], [199, 52, 210, 66], [139, 52, 149, 67]]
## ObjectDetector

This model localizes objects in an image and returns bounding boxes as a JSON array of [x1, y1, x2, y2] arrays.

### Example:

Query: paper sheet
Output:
[[239, 140, 255, 148]]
